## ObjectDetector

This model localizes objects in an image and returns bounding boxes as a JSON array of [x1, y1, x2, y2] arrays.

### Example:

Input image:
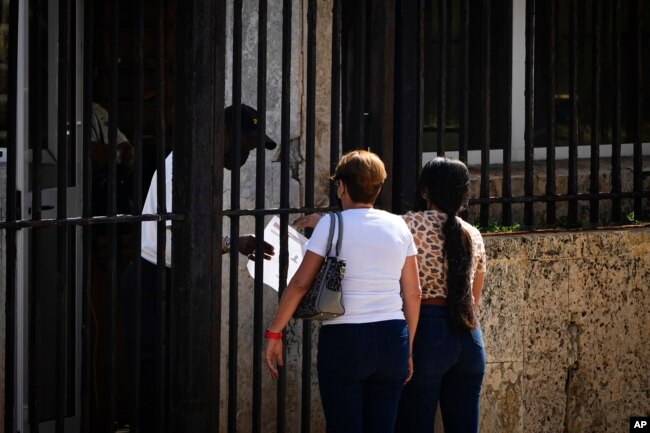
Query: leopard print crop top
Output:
[[402, 210, 487, 300]]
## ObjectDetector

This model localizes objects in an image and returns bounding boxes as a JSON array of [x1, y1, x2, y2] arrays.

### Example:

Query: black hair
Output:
[[417, 157, 476, 331]]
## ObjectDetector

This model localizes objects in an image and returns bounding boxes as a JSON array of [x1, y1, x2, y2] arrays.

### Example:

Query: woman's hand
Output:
[[405, 356, 414, 383], [291, 213, 323, 230], [265, 339, 284, 379]]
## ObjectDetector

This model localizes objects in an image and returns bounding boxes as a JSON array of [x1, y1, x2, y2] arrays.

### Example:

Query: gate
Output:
[[2, 0, 648, 433]]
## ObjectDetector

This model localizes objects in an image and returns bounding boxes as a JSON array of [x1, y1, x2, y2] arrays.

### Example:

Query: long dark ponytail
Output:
[[418, 157, 476, 331]]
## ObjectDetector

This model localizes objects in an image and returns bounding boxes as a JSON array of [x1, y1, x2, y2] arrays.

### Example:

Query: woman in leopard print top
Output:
[[396, 157, 487, 433]]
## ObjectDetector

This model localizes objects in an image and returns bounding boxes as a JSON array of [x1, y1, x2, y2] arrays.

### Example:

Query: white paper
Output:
[[246, 216, 308, 291]]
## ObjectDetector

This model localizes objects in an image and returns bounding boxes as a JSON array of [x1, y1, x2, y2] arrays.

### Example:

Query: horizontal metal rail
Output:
[[469, 191, 650, 206], [0, 213, 185, 230]]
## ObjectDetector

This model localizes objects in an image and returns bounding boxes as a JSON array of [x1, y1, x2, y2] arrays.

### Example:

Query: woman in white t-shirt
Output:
[[264, 150, 422, 433]]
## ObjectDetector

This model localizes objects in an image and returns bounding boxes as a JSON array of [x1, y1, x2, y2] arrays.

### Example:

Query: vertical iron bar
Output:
[[633, 0, 643, 219], [611, 0, 622, 221], [252, 1, 267, 432], [56, 1, 70, 431], [154, 0, 168, 430], [393, 0, 420, 213], [524, 0, 535, 227], [590, 0, 601, 224], [479, 0, 491, 227], [417, 0, 423, 173], [107, 0, 120, 429], [546, 0, 557, 225], [170, 0, 225, 430], [81, 0, 94, 429], [228, 0, 243, 431], [331, 0, 341, 205], [211, 0, 227, 428], [132, 0, 145, 430], [436, 0, 447, 156], [5, 0, 19, 431], [501, 0, 514, 226], [458, 0, 469, 163], [303, 1, 317, 431], [357, 0, 367, 150], [277, 1, 292, 431], [28, 1, 46, 430], [568, 0, 579, 224]]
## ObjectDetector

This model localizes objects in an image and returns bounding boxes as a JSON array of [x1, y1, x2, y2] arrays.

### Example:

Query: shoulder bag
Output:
[[293, 212, 346, 320]]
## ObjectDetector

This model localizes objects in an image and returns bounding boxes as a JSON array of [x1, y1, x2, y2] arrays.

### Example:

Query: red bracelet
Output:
[[264, 329, 282, 340]]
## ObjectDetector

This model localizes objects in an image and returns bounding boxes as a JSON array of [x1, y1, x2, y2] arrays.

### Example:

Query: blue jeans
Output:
[[396, 306, 486, 433], [317, 319, 410, 433]]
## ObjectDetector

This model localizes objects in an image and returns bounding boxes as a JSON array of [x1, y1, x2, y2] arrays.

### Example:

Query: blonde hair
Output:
[[333, 150, 387, 204]]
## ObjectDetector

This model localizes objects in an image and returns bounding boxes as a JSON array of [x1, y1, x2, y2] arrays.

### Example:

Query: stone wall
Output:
[[478, 225, 650, 433]]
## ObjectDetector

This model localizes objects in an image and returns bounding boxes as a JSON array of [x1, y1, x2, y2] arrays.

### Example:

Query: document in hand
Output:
[[246, 215, 308, 291]]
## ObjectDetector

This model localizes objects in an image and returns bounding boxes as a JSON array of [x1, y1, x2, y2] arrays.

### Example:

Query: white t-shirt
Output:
[[306, 208, 418, 325], [141, 153, 173, 266]]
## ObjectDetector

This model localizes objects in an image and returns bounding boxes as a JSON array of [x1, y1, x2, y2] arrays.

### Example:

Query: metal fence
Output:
[[1, 0, 648, 433]]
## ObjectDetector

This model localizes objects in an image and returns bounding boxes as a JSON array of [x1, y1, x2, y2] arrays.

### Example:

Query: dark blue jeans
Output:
[[317, 319, 409, 433], [396, 306, 486, 433]]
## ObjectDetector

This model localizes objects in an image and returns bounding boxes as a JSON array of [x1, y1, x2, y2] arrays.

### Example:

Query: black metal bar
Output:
[[590, 0, 601, 224], [416, 0, 423, 173], [501, 0, 514, 226], [153, 0, 168, 430], [170, 0, 225, 429], [524, 0, 535, 228], [132, 0, 145, 430], [277, 1, 292, 430], [568, 0, 579, 224], [252, 1, 267, 432], [366, 0, 396, 210], [56, 1, 70, 431], [393, 0, 419, 212], [479, 0, 491, 227], [5, 0, 18, 431], [28, 1, 46, 430], [331, 0, 341, 206], [210, 0, 227, 427], [107, 0, 120, 427], [303, 0, 317, 430], [467, 190, 650, 205], [611, 0, 622, 221], [355, 0, 367, 151], [81, 0, 94, 429], [546, 0, 557, 225], [458, 0, 469, 163], [633, 0, 644, 220], [436, 0, 447, 156], [228, 0, 243, 431], [0, 213, 184, 230], [0, 209, 341, 231]]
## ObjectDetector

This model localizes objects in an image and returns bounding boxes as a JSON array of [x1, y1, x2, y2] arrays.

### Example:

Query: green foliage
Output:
[[474, 223, 521, 233], [625, 211, 648, 225]]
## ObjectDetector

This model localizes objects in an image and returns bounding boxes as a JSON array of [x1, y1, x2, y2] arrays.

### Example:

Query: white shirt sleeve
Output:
[[305, 214, 335, 258]]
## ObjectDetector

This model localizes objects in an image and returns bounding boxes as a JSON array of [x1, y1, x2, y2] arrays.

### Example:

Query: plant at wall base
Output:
[[474, 223, 521, 233], [625, 211, 648, 225]]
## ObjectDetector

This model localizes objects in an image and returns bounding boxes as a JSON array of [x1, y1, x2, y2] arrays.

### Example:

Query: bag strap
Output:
[[324, 213, 336, 256], [334, 211, 343, 257], [324, 211, 344, 257]]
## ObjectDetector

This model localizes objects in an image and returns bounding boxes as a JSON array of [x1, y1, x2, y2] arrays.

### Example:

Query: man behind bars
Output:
[[121, 104, 276, 432]]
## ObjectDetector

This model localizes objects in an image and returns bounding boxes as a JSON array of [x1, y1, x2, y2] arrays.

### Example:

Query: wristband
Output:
[[264, 329, 283, 340], [222, 235, 232, 253]]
